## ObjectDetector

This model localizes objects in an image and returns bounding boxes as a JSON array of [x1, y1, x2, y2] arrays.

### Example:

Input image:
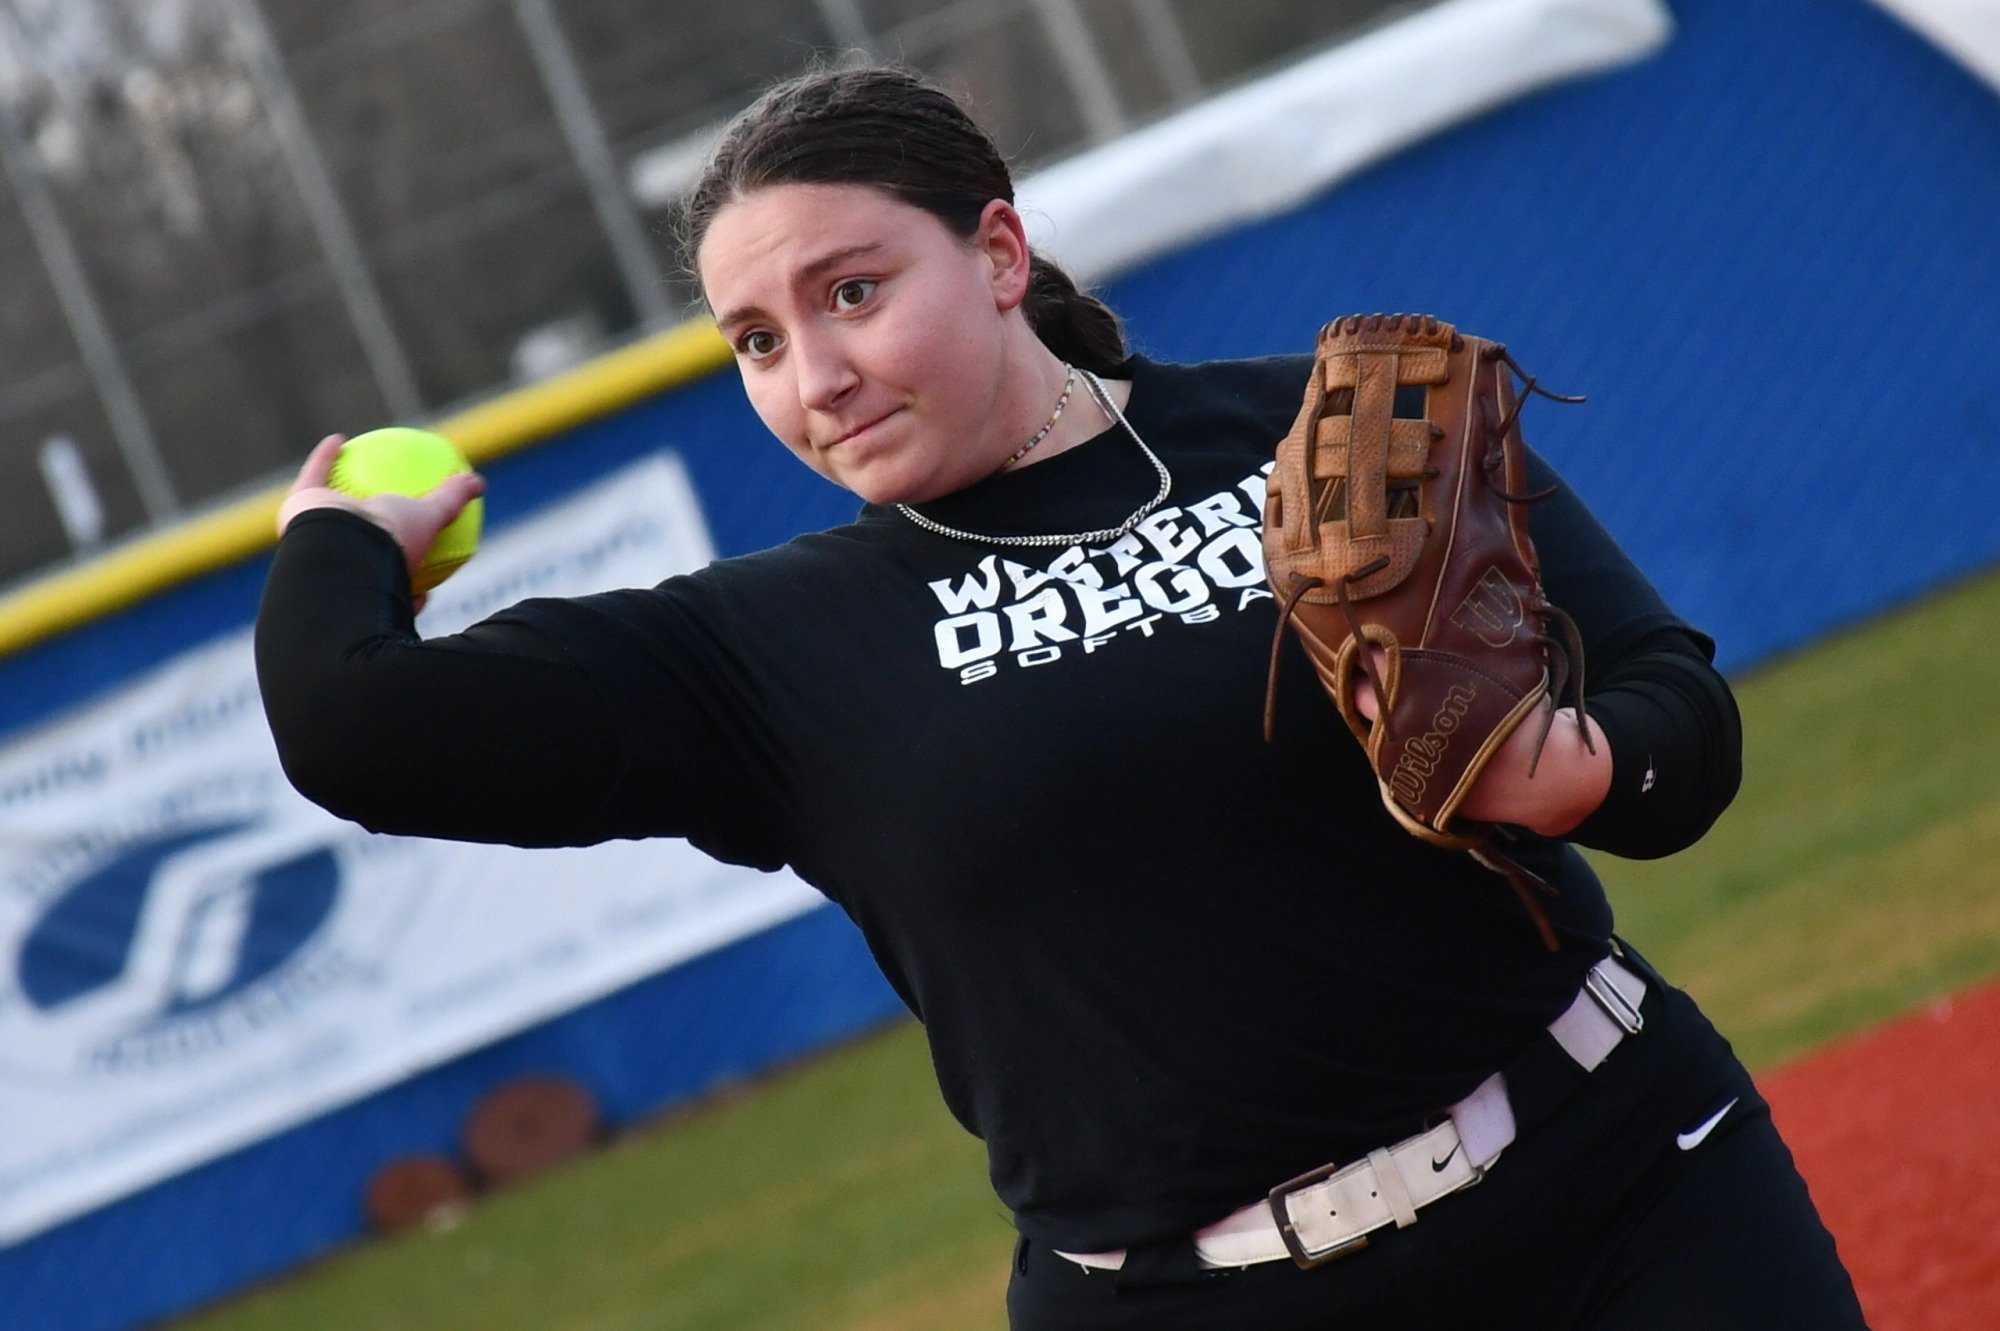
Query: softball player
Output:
[[258, 65, 1869, 1329]]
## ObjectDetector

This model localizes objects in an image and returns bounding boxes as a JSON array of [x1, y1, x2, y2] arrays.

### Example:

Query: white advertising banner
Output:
[[0, 454, 821, 1245]]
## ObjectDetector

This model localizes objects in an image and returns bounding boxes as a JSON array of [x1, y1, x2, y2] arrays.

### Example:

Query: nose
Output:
[[792, 329, 860, 418]]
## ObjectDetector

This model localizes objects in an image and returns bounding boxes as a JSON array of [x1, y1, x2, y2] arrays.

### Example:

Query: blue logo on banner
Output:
[[4, 803, 356, 1071], [15, 819, 342, 1032]]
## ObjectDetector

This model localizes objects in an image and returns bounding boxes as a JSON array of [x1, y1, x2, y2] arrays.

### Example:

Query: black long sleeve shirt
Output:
[[257, 353, 1741, 1251]]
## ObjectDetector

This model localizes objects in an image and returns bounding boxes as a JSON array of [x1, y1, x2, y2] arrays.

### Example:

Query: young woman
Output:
[[258, 65, 1868, 1330]]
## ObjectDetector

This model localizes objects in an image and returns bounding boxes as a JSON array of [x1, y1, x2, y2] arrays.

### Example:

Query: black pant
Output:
[[1006, 946, 1868, 1330]]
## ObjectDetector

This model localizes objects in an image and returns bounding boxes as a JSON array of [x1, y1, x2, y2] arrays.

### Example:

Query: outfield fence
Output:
[[3, 3, 1997, 1328]]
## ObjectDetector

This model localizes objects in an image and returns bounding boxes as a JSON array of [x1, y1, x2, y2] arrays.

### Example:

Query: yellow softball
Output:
[[328, 427, 483, 592]]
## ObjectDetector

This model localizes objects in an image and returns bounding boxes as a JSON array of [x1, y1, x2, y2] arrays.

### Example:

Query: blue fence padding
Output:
[[9, 904, 904, 1331], [3, 2, 1997, 1327], [1101, 0, 2000, 672], [0, 372, 808, 745]]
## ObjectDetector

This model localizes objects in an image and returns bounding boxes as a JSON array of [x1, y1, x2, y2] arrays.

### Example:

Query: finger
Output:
[[422, 470, 485, 521], [383, 473, 483, 559], [293, 434, 345, 492]]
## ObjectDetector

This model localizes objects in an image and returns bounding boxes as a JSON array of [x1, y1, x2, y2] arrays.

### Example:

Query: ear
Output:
[[973, 199, 1033, 313]]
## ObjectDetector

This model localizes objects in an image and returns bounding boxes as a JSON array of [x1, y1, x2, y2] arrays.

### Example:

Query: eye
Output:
[[832, 278, 876, 311], [738, 329, 780, 361]]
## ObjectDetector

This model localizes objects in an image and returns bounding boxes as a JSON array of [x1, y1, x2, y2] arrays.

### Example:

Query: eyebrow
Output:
[[713, 242, 887, 332]]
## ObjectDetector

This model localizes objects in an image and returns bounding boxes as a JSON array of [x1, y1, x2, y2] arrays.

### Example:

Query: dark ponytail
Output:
[[1024, 254, 1127, 374], [676, 63, 1127, 375]]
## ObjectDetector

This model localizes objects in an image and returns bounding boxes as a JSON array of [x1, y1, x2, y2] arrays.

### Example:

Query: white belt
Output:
[[1056, 953, 1648, 1272]]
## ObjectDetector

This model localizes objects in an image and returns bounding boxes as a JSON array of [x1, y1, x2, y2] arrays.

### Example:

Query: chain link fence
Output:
[[0, 0, 1414, 591]]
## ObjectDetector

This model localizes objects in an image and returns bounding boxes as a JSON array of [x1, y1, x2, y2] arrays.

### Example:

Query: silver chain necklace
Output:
[[894, 369, 1173, 549]]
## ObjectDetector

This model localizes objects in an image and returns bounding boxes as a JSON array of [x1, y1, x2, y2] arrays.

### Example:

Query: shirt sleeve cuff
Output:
[[278, 507, 412, 599], [1566, 688, 1676, 855]]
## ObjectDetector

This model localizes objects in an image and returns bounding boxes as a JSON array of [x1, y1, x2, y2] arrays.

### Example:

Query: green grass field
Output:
[[180, 569, 2000, 1331]]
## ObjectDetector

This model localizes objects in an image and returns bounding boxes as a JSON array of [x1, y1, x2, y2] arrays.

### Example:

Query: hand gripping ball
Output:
[[328, 427, 482, 592]]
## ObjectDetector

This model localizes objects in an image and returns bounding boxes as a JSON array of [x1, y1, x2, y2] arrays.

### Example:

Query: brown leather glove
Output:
[[1262, 313, 1589, 950]]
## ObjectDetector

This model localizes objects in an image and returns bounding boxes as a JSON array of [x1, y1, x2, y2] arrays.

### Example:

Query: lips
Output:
[[826, 407, 902, 449]]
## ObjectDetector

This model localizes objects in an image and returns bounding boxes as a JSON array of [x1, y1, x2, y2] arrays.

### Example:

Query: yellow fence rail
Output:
[[0, 320, 732, 662]]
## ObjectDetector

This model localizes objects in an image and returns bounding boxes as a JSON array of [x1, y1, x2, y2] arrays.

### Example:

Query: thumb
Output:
[[379, 472, 483, 587], [371, 471, 484, 569], [423, 470, 486, 524], [296, 434, 346, 490]]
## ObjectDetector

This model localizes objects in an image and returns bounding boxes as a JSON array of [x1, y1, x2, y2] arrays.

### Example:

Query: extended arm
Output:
[[256, 440, 785, 864], [257, 508, 642, 846]]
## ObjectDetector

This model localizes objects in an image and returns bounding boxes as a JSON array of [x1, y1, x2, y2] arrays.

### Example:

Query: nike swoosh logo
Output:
[[1431, 1143, 1460, 1172], [1676, 1097, 1740, 1151]]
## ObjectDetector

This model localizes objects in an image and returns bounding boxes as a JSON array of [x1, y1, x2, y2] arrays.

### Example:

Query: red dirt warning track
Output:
[[1762, 980, 2000, 1331]]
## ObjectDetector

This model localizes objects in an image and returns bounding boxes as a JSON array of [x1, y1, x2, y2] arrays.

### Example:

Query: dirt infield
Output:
[[1762, 980, 2000, 1331]]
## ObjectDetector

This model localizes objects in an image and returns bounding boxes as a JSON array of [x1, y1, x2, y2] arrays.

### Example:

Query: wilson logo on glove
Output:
[[1451, 567, 1530, 649], [1261, 314, 1589, 951], [1390, 683, 1478, 808]]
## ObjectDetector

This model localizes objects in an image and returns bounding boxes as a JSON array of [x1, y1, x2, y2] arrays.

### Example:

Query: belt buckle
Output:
[[1585, 961, 1645, 1035], [1265, 1160, 1370, 1269]]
